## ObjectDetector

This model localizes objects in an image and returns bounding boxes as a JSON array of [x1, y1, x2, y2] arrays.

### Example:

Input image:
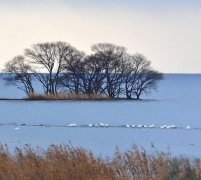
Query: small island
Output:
[[3, 42, 163, 100]]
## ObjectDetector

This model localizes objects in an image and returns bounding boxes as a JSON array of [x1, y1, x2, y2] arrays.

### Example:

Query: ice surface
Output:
[[0, 74, 201, 157]]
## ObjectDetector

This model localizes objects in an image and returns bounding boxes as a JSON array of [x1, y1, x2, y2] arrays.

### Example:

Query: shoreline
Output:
[[0, 97, 142, 101]]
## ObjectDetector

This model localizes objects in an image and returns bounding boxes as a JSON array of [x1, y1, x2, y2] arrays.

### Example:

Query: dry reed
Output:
[[25, 93, 110, 100], [0, 144, 200, 180]]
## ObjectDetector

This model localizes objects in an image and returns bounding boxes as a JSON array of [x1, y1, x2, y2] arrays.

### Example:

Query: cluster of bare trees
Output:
[[4, 42, 163, 99]]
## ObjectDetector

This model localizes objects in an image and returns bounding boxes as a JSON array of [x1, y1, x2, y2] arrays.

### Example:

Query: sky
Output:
[[0, 0, 201, 73]]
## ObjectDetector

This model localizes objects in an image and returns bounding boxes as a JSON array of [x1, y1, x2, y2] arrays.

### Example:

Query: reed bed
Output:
[[25, 93, 110, 100], [0, 144, 200, 180]]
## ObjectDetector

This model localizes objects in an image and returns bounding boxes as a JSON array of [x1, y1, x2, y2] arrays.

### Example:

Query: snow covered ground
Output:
[[0, 74, 201, 157]]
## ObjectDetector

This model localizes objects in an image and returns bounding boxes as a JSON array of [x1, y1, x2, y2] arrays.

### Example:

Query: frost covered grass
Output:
[[25, 92, 110, 100], [0, 144, 201, 180]]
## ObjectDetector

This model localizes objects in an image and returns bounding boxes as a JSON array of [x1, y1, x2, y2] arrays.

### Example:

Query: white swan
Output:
[[160, 125, 167, 129], [14, 126, 20, 130], [99, 122, 105, 127], [105, 123, 109, 127], [68, 123, 77, 127], [137, 124, 142, 128], [95, 124, 99, 127], [88, 123, 93, 127], [186, 125, 191, 130], [149, 124, 155, 128], [170, 125, 176, 129]]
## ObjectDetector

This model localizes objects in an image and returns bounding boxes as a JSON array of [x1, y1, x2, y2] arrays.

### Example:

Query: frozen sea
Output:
[[0, 74, 201, 157]]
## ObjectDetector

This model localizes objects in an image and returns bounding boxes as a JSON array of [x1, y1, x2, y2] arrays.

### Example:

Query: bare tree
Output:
[[3, 42, 163, 100], [79, 54, 105, 95], [134, 69, 163, 99], [25, 42, 83, 94], [4, 56, 34, 95], [58, 54, 84, 94], [124, 54, 163, 99], [90, 43, 126, 98]]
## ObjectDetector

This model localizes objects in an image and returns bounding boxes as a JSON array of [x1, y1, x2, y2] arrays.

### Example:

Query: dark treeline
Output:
[[4, 42, 163, 100]]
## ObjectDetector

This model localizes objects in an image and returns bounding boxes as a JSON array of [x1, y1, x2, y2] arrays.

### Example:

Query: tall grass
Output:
[[0, 144, 200, 180], [25, 93, 110, 100]]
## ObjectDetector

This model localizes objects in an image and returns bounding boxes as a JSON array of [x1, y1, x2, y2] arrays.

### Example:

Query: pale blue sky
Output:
[[0, 0, 201, 73], [1, 0, 201, 8]]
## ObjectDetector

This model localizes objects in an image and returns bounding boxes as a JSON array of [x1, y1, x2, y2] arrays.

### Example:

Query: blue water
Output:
[[0, 74, 201, 157]]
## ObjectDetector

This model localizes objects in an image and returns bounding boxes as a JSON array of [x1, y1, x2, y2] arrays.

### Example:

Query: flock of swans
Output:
[[66, 123, 192, 130], [12, 123, 192, 130]]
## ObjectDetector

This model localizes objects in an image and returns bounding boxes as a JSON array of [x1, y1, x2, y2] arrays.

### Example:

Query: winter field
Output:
[[0, 74, 201, 157]]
